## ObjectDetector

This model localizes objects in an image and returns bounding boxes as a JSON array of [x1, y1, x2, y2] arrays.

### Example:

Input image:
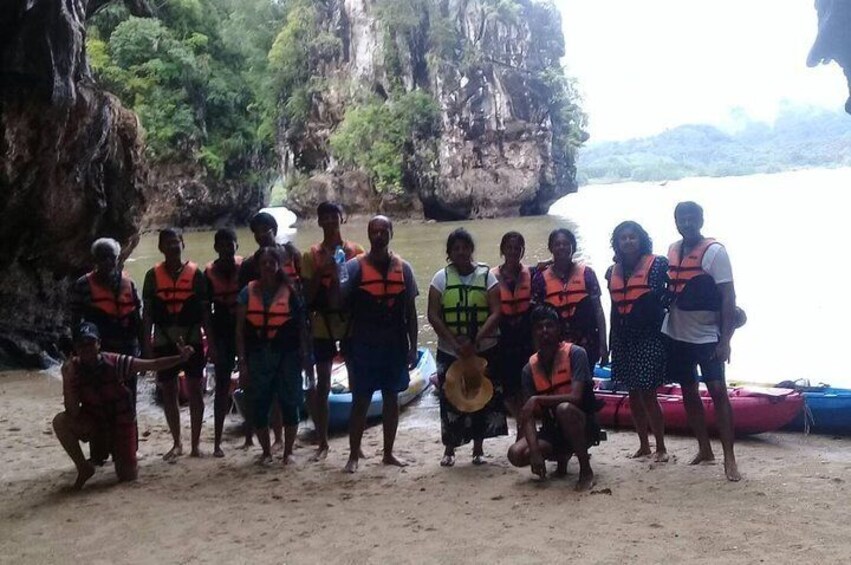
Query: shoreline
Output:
[[2, 368, 850, 563]]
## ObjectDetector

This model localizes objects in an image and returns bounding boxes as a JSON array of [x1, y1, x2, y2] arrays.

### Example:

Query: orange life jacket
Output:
[[667, 238, 722, 311], [358, 254, 406, 306], [609, 255, 655, 316], [153, 262, 198, 316], [529, 342, 574, 395], [205, 257, 243, 315], [87, 272, 137, 322], [245, 281, 292, 340], [492, 265, 532, 317], [542, 264, 588, 320], [310, 241, 361, 289]]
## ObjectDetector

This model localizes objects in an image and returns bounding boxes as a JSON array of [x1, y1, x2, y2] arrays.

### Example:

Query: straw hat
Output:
[[443, 356, 493, 413]]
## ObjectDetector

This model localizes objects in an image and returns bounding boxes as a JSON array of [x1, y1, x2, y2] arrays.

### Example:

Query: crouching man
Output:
[[507, 305, 602, 491], [53, 322, 194, 490]]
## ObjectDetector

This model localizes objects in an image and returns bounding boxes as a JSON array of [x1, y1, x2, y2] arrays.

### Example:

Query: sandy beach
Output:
[[1, 368, 850, 564]]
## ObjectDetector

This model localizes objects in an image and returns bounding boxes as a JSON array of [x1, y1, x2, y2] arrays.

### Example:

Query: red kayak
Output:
[[594, 383, 804, 436]]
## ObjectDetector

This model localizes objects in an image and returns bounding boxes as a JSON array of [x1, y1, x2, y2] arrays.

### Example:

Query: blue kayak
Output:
[[328, 347, 437, 431], [783, 386, 851, 435]]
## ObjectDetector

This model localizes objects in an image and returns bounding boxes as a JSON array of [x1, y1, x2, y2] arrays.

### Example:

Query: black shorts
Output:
[[313, 338, 349, 364], [153, 345, 205, 383], [665, 337, 725, 385]]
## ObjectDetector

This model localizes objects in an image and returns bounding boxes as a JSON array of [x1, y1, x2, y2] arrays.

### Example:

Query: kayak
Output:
[[593, 367, 804, 436], [231, 348, 437, 430], [781, 384, 851, 435], [327, 347, 437, 430]]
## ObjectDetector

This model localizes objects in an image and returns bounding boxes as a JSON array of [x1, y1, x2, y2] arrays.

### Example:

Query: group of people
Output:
[[54, 199, 741, 492]]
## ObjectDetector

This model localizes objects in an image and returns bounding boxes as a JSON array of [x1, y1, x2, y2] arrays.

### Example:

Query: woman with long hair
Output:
[[427, 228, 507, 466], [606, 221, 669, 462]]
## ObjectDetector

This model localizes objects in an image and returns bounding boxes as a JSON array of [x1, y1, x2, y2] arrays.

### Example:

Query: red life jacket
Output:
[[609, 254, 655, 316], [205, 257, 243, 315], [153, 261, 199, 316], [86, 272, 137, 324], [310, 241, 361, 289], [667, 238, 722, 311], [492, 265, 532, 317], [245, 281, 293, 340], [529, 342, 574, 395], [76, 353, 135, 427], [358, 254, 406, 307], [543, 264, 588, 320]]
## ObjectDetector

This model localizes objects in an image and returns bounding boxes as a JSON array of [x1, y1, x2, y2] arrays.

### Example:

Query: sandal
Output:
[[440, 454, 456, 467]]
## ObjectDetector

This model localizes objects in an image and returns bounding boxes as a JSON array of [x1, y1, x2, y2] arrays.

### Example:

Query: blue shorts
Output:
[[348, 342, 409, 398], [665, 337, 725, 385]]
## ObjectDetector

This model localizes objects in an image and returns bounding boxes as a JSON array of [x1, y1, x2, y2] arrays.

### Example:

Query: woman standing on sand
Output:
[[427, 228, 507, 466], [236, 247, 312, 465], [606, 221, 669, 462], [490, 231, 536, 429]]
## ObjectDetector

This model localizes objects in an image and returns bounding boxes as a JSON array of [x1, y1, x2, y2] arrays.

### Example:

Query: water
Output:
[[127, 167, 851, 387]]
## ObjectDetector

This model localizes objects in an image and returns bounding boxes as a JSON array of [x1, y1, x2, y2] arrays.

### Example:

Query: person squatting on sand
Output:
[[142, 228, 214, 461], [53, 322, 195, 489], [338, 215, 419, 473], [301, 202, 364, 461], [507, 305, 600, 491], [606, 221, 670, 462], [236, 247, 313, 466], [204, 228, 243, 458], [663, 202, 741, 481], [427, 228, 507, 467]]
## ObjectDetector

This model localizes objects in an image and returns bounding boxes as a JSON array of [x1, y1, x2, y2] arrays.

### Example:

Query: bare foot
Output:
[[73, 463, 96, 490], [689, 450, 715, 465], [630, 446, 652, 459], [554, 459, 569, 477], [282, 454, 296, 466], [163, 444, 183, 463], [256, 453, 273, 466], [344, 458, 359, 473], [725, 458, 742, 482], [213, 447, 224, 458], [382, 454, 408, 467], [190, 448, 202, 458], [575, 470, 595, 492], [310, 445, 329, 462], [653, 451, 669, 463], [440, 454, 455, 467]]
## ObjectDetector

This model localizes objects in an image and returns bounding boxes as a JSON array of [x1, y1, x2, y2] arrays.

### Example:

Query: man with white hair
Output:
[[69, 237, 143, 465]]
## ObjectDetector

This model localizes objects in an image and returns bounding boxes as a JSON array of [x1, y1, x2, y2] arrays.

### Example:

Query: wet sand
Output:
[[1, 368, 850, 564]]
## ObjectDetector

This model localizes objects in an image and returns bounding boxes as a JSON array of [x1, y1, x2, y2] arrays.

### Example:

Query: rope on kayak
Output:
[[802, 399, 814, 435]]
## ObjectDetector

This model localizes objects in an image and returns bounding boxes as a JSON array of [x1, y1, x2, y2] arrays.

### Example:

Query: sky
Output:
[[556, 0, 849, 142]]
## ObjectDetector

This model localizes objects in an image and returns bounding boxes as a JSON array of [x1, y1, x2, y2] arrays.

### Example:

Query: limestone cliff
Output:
[[0, 0, 148, 367], [809, 0, 851, 114], [281, 0, 586, 219]]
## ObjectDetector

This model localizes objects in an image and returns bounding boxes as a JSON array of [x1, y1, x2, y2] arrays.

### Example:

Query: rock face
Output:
[[809, 0, 851, 114], [0, 0, 148, 367], [143, 163, 269, 229], [283, 0, 583, 219]]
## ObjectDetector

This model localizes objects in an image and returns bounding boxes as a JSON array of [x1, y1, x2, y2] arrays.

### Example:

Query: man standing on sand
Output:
[[301, 202, 364, 460], [340, 216, 418, 473], [507, 305, 598, 491], [663, 201, 740, 481], [53, 323, 194, 489], [142, 228, 213, 461]]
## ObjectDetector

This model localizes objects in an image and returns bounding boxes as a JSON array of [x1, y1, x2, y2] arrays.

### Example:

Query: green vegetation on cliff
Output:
[[87, 0, 284, 180], [579, 105, 851, 185]]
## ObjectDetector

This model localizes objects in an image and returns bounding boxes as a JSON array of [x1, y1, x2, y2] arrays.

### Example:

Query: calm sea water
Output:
[[126, 167, 851, 387]]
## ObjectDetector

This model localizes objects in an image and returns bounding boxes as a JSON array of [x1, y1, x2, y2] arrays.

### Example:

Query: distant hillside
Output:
[[577, 106, 851, 185]]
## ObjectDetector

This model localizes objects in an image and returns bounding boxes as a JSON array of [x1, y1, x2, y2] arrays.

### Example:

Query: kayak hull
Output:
[[783, 387, 851, 435]]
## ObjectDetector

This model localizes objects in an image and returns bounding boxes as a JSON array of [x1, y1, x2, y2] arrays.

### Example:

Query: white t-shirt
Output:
[[430, 266, 499, 354], [662, 243, 733, 344]]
